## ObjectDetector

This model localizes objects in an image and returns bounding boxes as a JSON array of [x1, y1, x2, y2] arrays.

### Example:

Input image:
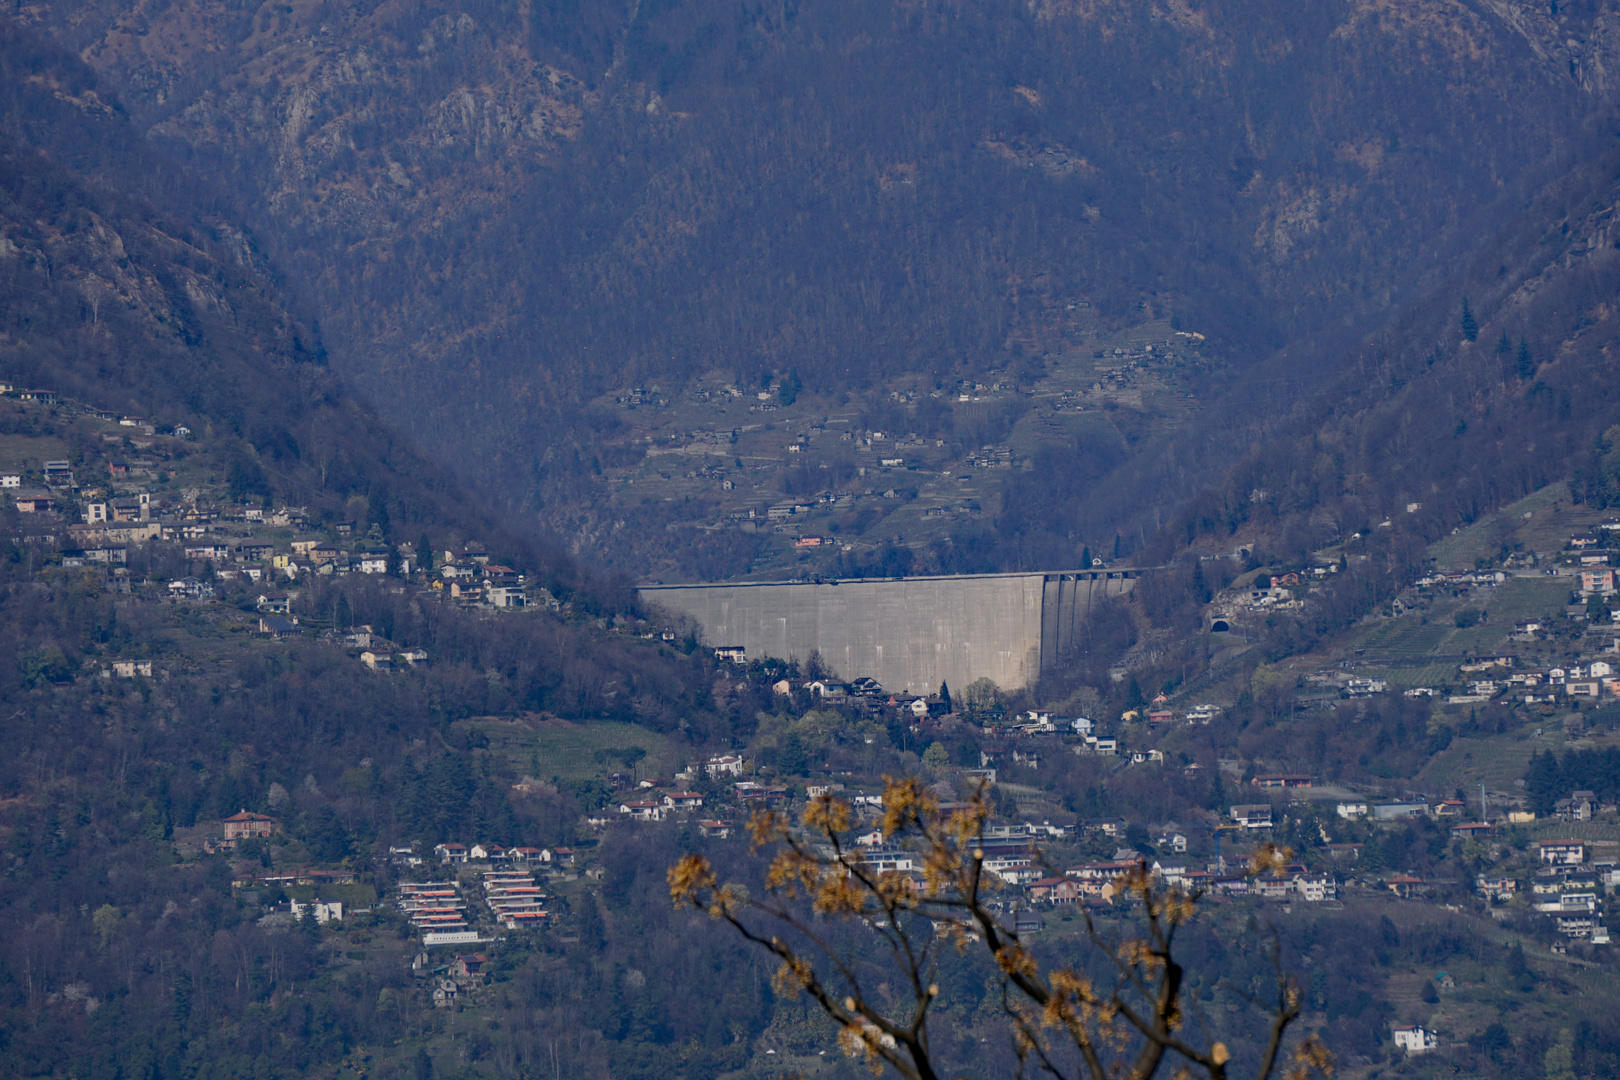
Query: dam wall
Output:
[[639, 570, 1137, 695]]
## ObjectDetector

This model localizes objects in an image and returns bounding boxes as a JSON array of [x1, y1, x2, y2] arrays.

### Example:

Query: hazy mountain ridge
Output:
[[0, 20, 615, 602], [17, 0, 1620, 571], [1148, 122, 1620, 570], [7, 11, 1620, 1080]]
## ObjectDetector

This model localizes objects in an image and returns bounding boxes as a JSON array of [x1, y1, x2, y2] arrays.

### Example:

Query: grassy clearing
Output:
[[1430, 523, 1513, 569], [0, 432, 71, 470], [1428, 483, 1569, 567], [1483, 577, 1572, 622], [1416, 735, 1541, 791], [467, 717, 674, 782], [283, 883, 378, 907]]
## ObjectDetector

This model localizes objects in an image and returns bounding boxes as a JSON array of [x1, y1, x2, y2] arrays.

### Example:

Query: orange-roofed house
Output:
[[222, 811, 281, 841]]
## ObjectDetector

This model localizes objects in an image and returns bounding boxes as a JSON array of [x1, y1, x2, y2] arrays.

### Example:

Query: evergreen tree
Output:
[[1524, 750, 1565, 815], [1496, 332, 1514, 382], [1191, 560, 1212, 603], [1505, 941, 1535, 992], [777, 733, 808, 776], [1517, 338, 1535, 381], [938, 681, 952, 711], [1081, 545, 1093, 569], [778, 369, 803, 406], [297, 900, 323, 945], [1460, 298, 1479, 341]]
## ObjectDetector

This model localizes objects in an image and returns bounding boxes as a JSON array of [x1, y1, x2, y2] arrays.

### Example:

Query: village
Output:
[[173, 694, 1617, 1061], [1, 383, 558, 676], [574, 320, 1214, 582], [11, 377, 1620, 1063]]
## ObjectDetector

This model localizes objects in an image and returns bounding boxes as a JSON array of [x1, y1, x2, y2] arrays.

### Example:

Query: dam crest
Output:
[[639, 569, 1140, 695]]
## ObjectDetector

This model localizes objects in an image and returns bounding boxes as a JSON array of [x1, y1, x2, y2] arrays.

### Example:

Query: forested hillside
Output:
[[12, 5, 1620, 1080], [17, 0, 1620, 572], [0, 19, 610, 601]]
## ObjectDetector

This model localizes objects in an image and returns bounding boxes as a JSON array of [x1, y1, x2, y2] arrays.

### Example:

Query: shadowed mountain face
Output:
[[15, 1, 1620, 573], [0, 19, 605, 599]]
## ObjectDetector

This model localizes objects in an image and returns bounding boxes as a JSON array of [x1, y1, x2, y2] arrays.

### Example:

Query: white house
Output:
[[1392, 1026, 1437, 1054], [1539, 840, 1586, 866], [1230, 804, 1274, 830], [619, 800, 665, 821], [1293, 876, 1336, 902], [984, 856, 1040, 885], [290, 899, 344, 924], [484, 585, 524, 608]]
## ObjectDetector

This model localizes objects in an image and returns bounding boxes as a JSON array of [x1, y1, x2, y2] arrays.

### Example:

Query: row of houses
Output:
[[431, 843, 575, 866], [481, 870, 548, 929], [619, 790, 705, 821], [933, 853, 1338, 907], [399, 881, 467, 933], [1475, 841, 1616, 943]]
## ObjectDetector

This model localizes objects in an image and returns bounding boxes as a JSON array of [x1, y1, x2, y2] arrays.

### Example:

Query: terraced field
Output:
[[1370, 663, 1455, 689], [1486, 576, 1574, 622], [1356, 618, 1450, 660], [1416, 735, 1543, 791]]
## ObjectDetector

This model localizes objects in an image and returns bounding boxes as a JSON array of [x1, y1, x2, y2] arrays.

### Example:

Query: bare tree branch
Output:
[[669, 777, 1332, 1080]]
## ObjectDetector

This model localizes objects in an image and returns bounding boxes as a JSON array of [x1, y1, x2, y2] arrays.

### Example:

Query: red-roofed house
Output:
[[620, 800, 665, 821], [1029, 877, 1083, 905], [222, 811, 280, 841]]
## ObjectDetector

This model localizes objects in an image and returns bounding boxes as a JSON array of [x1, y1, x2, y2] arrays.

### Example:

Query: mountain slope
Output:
[[18, 0, 1620, 570], [0, 19, 609, 598]]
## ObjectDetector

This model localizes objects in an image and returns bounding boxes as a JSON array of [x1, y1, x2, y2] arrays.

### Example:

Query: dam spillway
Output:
[[638, 570, 1139, 695]]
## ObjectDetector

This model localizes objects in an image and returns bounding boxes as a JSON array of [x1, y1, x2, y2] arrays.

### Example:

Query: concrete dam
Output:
[[638, 570, 1139, 695]]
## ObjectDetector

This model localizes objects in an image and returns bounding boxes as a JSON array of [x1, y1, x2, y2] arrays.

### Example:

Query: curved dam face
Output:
[[639, 570, 1138, 695]]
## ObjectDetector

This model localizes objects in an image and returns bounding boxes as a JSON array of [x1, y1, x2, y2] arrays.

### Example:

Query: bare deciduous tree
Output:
[[670, 776, 1331, 1080]]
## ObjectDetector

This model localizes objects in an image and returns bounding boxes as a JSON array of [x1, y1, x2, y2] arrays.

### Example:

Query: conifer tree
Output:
[[1460, 298, 1479, 341]]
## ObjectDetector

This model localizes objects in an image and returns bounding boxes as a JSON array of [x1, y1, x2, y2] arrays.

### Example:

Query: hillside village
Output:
[[1, 383, 558, 674], [178, 655, 1620, 1067], [10, 377, 1620, 1068], [572, 320, 1213, 582]]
